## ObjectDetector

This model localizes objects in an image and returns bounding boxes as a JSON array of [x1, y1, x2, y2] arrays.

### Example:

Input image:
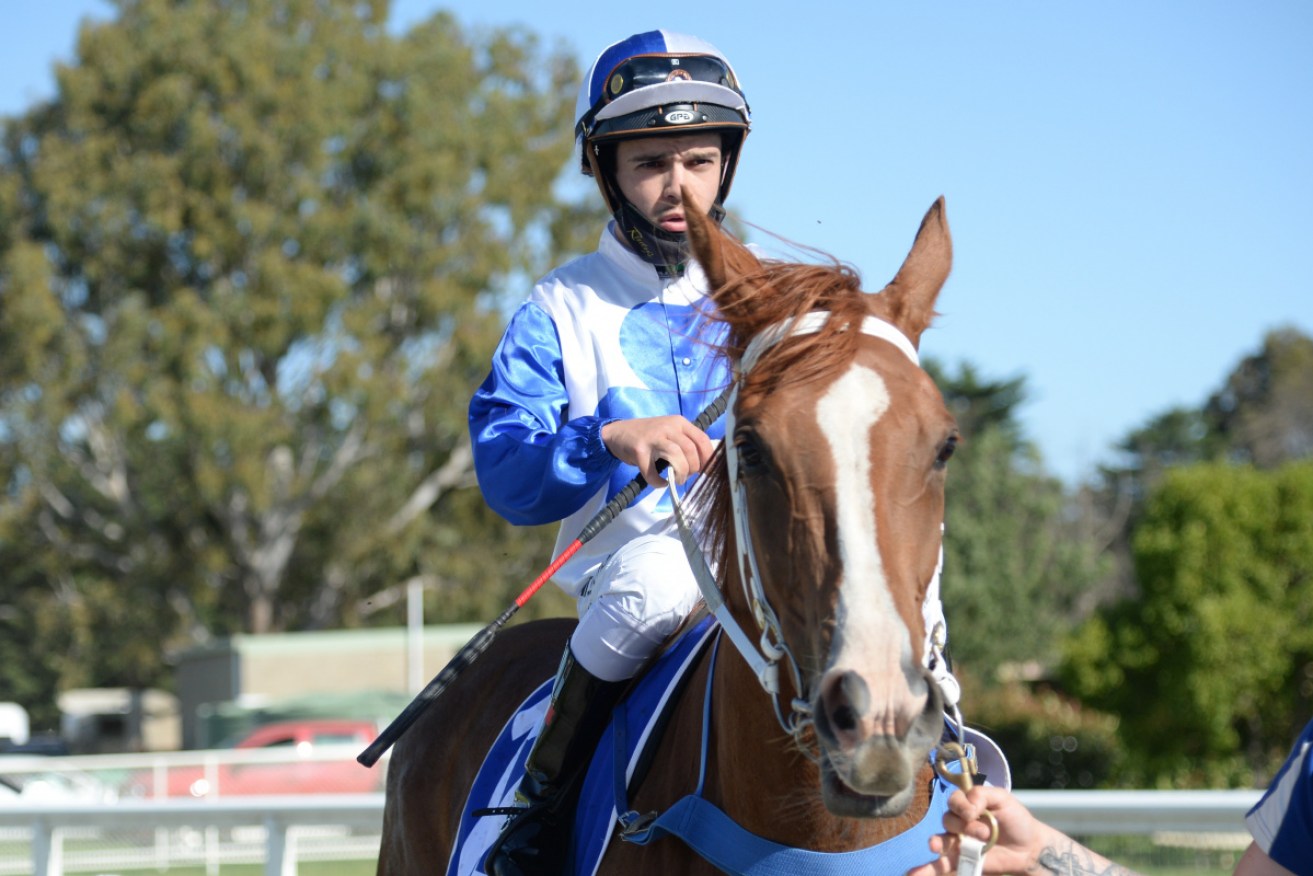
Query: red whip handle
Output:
[[514, 539, 582, 608]]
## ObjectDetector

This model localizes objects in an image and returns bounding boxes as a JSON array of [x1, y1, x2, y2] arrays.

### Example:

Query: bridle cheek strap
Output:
[[670, 478, 811, 746]]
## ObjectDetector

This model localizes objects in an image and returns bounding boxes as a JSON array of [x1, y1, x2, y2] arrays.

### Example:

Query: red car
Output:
[[127, 719, 382, 798]]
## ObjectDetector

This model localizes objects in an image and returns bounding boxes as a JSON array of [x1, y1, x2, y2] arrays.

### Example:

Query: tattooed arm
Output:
[[1035, 843, 1141, 876], [906, 786, 1143, 876]]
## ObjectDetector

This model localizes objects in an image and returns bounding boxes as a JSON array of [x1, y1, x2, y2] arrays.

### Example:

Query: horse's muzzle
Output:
[[812, 666, 945, 817]]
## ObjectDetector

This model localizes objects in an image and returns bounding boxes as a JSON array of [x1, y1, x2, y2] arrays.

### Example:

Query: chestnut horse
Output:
[[378, 197, 961, 875]]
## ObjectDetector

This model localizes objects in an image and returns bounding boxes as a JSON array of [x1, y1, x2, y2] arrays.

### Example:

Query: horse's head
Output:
[[689, 197, 956, 819]]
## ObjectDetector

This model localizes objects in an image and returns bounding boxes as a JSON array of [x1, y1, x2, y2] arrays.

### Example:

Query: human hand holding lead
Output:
[[905, 786, 1143, 876]]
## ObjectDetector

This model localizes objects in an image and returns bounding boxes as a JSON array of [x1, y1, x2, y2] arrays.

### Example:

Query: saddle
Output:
[[446, 616, 718, 876]]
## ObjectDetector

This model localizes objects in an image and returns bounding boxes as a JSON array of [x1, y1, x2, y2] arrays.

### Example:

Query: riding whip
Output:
[[357, 384, 732, 767]]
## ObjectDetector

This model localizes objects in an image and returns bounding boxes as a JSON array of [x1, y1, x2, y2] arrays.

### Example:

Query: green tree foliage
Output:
[[1050, 328, 1313, 787], [1205, 327, 1313, 468], [926, 361, 1106, 674], [962, 666, 1124, 789], [921, 361, 1111, 787], [934, 361, 1028, 447], [0, 0, 598, 712], [1061, 461, 1313, 786], [1110, 407, 1213, 500], [1096, 327, 1312, 504]]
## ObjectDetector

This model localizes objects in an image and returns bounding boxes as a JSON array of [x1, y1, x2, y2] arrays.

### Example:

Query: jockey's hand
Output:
[[905, 786, 1142, 876], [602, 415, 714, 488]]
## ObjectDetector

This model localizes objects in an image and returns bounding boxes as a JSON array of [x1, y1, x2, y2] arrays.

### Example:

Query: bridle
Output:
[[669, 310, 930, 753]]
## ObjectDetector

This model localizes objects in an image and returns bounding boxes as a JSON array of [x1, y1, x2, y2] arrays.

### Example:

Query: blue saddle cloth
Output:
[[445, 616, 718, 876], [444, 616, 954, 876]]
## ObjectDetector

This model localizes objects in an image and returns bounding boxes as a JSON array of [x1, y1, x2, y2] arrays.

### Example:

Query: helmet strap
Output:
[[615, 199, 689, 278], [597, 167, 726, 279]]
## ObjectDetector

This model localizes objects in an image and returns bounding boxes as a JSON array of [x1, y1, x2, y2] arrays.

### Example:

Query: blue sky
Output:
[[3, 1, 1310, 486]]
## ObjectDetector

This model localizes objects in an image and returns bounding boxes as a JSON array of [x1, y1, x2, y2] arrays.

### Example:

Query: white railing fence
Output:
[[0, 750, 1266, 875], [1018, 788, 1262, 834], [0, 795, 384, 876], [0, 790, 1266, 876], [0, 747, 390, 875]]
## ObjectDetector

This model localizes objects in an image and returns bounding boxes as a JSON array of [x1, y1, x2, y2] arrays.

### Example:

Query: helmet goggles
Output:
[[576, 52, 748, 143], [605, 54, 739, 104]]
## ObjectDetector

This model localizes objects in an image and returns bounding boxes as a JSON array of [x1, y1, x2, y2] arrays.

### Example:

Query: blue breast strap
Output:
[[614, 632, 953, 875]]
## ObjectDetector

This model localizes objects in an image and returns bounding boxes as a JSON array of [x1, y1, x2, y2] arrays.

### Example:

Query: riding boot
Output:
[[485, 644, 627, 876]]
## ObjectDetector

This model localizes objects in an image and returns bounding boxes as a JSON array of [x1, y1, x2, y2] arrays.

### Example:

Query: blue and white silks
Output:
[[469, 224, 730, 594]]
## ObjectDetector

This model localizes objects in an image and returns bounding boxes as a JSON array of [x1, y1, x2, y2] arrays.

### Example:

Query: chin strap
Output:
[[614, 199, 690, 276], [601, 163, 727, 277]]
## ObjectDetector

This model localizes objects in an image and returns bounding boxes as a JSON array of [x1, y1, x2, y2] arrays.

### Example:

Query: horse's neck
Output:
[[703, 635, 936, 852]]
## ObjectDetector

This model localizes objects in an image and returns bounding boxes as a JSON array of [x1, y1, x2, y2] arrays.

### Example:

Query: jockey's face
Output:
[[613, 133, 723, 234]]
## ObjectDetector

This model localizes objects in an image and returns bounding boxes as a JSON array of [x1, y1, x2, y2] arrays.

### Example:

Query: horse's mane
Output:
[[716, 257, 874, 390], [692, 253, 878, 591]]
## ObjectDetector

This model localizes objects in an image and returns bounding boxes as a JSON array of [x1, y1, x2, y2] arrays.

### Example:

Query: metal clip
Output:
[[617, 809, 658, 843], [934, 742, 999, 853]]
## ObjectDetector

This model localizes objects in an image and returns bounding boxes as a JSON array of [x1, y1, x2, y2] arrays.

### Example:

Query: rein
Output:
[[669, 311, 928, 754]]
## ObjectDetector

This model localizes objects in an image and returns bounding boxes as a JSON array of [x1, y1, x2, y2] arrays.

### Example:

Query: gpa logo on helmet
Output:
[[664, 109, 697, 125]]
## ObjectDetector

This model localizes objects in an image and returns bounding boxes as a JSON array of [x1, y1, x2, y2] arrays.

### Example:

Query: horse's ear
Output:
[[685, 187, 762, 311], [883, 197, 952, 347]]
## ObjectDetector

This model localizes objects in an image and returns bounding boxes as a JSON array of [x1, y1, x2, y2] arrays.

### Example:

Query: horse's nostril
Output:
[[823, 670, 870, 735], [832, 704, 858, 732]]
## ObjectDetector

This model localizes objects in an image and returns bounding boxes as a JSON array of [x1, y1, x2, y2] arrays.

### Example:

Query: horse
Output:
[[377, 195, 962, 875]]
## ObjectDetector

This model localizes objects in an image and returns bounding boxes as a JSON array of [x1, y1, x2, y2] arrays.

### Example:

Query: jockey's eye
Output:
[[934, 434, 958, 470]]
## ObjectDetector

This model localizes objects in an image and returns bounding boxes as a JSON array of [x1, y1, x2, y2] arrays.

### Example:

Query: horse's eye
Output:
[[734, 431, 766, 473], [934, 435, 958, 469]]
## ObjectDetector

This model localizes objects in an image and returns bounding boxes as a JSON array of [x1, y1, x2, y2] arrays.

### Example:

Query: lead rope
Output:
[[935, 742, 999, 876]]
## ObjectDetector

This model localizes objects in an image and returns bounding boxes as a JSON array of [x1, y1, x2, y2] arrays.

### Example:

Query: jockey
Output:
[[470, 30, 746, 875], [469, 29, 959, 876]]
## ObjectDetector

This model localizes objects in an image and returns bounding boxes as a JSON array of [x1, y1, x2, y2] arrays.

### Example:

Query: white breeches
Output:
[[569, 533, 702, 682]]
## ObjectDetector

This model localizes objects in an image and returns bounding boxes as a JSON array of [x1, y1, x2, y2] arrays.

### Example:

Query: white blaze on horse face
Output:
[[816, 363, 928, 739]]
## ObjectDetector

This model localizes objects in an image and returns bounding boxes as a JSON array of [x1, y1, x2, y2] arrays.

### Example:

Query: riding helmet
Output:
[[574, 30, 751, 214]]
